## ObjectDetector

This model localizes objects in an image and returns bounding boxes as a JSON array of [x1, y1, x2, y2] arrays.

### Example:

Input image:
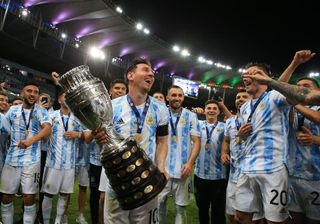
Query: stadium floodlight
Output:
[[198, 56, 206, 63], [116, 6, 123, 14], [136, 23, 143, 30], [143, 28, 150, 34], [181, 49, 190, 57], [21, 8, 29, 17], [172, 45, 180, 52], [89, 47, 105, 60], [309, 72, 319, 77], [226, 65, 232, 70], [75, 43, 79, 48], [206, 60, 213, 65], [61, 33, 67, 39]]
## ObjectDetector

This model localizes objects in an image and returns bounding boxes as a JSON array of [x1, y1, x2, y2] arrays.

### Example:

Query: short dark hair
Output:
[[109, 79, 127, 90], [296, 77, 319, 88], [167, 85, 183, 95], [205, 99, 219, 108], [245, 62, 272, 77], [0, 91, 7, 97], [126, 58, 152, 75], [153, 91, 165, 96], [23, 82, 39, 88], [11, 96, 23, 103]]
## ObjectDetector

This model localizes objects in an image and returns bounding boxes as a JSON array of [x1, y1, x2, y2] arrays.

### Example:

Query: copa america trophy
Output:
[[59, 65, 167, 210]]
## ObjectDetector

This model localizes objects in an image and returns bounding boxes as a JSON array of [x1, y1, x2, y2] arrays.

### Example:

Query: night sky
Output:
[[116, 0, 319, 76]]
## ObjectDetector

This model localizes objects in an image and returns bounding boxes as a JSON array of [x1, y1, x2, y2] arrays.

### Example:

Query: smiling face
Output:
[[0, 93, 9, 113], [109, 82, 127, 99], [204, 102, 220, 120], [153, 92, 165, 102], [235, 91, 250, 110], [21, 84, 39, 108], [296, 79, 318, 90], [167, 87, 184, 110], [127, 63, 155, 94]]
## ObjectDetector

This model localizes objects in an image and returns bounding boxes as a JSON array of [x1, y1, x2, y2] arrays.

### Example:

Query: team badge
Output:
[[260, 102, 265, 110], [180, 118, 186, 126], [146, 116, 154, 125]]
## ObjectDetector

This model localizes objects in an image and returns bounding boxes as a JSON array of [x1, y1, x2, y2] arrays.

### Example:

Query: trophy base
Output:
[[102, 139, 167, 210]]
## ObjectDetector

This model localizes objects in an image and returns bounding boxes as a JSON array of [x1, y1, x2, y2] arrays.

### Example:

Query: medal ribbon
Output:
[[60, 111, 71, 132], [247, 91, 267, 123], [205, 122, 216, 144], [21, 106, 34, 134], [169, 108, 182, 136], [127, 95, 150, 135]]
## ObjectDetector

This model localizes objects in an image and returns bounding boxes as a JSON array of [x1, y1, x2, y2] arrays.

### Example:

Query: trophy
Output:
[[59, 65, 167, 210]]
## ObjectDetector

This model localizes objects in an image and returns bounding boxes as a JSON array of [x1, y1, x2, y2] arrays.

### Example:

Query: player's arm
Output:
[[313, 135, 320, 145], [277, 50, 315, 82], [155, 133, 169, 180], [18, 122, 51, 148], [218, 100, 232, 119], [294, 105, 320, 124], [181, 135, 200, 178], [221, 135, 230, 166]]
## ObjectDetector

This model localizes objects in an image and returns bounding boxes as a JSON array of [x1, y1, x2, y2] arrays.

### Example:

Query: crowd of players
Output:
[[0, 49, 319, 224]]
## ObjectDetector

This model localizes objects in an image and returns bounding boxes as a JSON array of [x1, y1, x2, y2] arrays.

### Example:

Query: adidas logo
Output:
[[117, 118, 124, 124]]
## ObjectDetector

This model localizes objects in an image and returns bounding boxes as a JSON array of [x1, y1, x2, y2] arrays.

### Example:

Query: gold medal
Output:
[[235, 136, 240, 144], [173, 135, 177, 143], [135, 133, 142, 142], [205, 144, 210, 150], [25, 130, 29, 136]]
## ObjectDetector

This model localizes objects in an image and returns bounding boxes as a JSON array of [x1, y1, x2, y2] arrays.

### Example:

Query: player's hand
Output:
[[192, 107, 204, 114], [51, 72, 61, 85], [296, 126, 313, 146], [159, 169, 170, 181], [93, 129, 108, 144], [292, 50, 316, 66], [64, 131, 79, 139], [242, 70, 271, 84], [18, 139, 33, 149], [237, 123, 252, 140], [181, 163, 192, 178], [221, 153, 230, 166], [37, 100, 50, 109]]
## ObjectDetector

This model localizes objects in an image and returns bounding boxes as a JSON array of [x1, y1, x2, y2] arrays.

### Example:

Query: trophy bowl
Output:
[[59, 65, 167, 210]]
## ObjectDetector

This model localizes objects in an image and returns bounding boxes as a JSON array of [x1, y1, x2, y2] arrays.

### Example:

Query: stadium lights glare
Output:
[[181, 49, 190, 57], [89, 47, 106, 60], [21, 8, 29, 17], [206, 60, 213, 65], [116, 6, 123, 14], [143, 28, 150, 34], [198, 56, 206, 63], [61, 33, 67, 39], [173, 45, 180, 52], [136, 23, 143, 30], [75, 43, 79, 48], [309, 72, 319, 77]]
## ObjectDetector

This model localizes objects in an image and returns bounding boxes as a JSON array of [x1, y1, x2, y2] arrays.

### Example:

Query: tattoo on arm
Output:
[[268, 79, 311, 104]]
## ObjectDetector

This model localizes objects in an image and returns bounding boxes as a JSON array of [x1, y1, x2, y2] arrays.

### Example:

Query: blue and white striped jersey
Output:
[[239, 90, 291, 174], [76, 140, 90, 167], [0, 113, 10, 168], [112, 95, 169, 162], [5, 104, 51, 167], [224, 115, 244, 183], [106, 95, 169, 195], [88, 140, 101, 166], [195, 120, 226, 180], [166, 108, 200, 178], [288, 106, 320, 180], [46, 110, 83, 170]]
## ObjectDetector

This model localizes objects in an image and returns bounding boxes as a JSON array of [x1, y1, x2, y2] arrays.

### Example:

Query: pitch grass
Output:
[[12, 183, 230, 223]]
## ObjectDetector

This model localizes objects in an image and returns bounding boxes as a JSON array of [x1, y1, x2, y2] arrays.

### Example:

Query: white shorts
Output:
[[288, 177, 320, 220], [158, 177, 193, 206], [0, 164, 40, 194], [226, 180, 264, 220], [235, 166, 289, 222], [41, 167, 75, 195], [76, 165, 89, 187], [104, 193, 158, 224], [98, 167, 107, 192]]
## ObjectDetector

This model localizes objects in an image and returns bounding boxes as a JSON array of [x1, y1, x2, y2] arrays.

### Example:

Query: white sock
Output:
[[55, 195, 68, 224], [42, 196, 53, 224], [175, 205, 187, 224], [23, 204, 36, 224], [1, 202, 14, 224]]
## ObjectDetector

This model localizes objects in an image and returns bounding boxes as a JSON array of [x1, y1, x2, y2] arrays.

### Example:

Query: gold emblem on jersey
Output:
[[146, 116, 154, 125], [235, 136, 240, 144], [260, 102, 265, 110], [180, 118, 186, 126]]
